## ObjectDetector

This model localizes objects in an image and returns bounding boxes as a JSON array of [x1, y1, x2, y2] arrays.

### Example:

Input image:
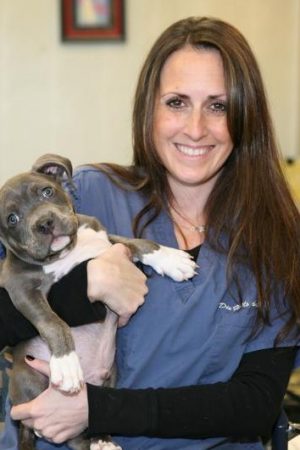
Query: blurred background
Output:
[[0, 0, 299, 186]]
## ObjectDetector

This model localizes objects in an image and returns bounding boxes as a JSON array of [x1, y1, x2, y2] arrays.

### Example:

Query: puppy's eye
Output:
[[42, 187, 54, 198], [7, 213, 20, 227]]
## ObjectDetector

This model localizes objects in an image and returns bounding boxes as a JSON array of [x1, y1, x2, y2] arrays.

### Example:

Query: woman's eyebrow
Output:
[[159, 92, 227, 100], [208, 94, 227, 99]]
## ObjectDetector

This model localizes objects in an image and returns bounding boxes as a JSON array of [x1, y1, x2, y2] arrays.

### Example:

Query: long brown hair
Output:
[[96, 17, 300, 341]]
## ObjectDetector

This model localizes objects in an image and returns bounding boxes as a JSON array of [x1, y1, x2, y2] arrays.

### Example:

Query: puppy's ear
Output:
[[32, 154, 73, 182]]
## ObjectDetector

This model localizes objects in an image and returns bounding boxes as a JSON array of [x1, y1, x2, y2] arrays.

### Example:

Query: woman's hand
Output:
[[87, 243, 148, 326], [11, 358, 88, 444]]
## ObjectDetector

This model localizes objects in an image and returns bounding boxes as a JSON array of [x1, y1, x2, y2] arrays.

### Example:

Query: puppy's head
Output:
[[0, 154, 78, 265]]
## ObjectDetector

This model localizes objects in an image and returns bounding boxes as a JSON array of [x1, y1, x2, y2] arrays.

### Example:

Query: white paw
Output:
[[141, 246, 197, 281], [90, 440, 122, 450], [49, 351, 84, 393]]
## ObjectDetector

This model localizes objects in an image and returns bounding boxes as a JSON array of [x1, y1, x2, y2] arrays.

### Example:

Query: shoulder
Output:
[[70, 165, 123, 216], [73, 165, 123, 202], [69, 165, 146, 233], [73, 165, 114, 189], [72, 164, 137, 194]]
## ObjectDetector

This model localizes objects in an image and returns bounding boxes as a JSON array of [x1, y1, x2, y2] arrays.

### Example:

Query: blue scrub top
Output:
[[1, 166, 299, 450]]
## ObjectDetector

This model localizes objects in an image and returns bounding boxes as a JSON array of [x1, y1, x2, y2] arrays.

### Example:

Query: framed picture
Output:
[[61, 0, 125, 42]]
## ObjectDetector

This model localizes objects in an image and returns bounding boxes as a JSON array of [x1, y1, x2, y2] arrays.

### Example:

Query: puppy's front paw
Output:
[[90, 440, 122, 450], [142, 246, 197, 281], [49, 351, 84, 393]]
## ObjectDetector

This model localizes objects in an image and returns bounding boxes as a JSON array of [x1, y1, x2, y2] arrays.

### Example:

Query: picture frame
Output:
[[61, 0, 125, 42]]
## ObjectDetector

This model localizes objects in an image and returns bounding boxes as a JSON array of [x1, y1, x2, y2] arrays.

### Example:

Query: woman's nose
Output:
[[184, 110, 207, 141]]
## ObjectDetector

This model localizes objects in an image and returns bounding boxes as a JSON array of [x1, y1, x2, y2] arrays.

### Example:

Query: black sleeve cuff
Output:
[[0, 261, 106, 351], [0, 287, 37, 349], [86, 384, 158, 437], [48, 261, 107, 326]]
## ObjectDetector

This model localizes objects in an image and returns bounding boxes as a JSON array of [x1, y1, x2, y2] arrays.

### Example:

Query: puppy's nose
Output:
[[37, 219, 54, 235]]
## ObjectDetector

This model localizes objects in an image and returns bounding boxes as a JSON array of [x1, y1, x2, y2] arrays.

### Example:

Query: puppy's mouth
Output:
[[47, 230, 78, 260], [50, 235, 72, 253], [13, 231, 77, 265]]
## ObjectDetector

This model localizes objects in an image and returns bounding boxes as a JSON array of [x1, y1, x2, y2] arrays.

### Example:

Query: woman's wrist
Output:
[[86, 244, 148, 326], [48, 261, 107, 326]]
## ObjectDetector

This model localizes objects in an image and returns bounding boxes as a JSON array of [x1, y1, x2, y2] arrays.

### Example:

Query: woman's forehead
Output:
[[158, 46, 226, 95]]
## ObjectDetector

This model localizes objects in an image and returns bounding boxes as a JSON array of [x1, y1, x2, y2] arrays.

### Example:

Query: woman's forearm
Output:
[[0, 262, 106, 351], [87, 347, 296, 439], [0, 288, 37, 350]]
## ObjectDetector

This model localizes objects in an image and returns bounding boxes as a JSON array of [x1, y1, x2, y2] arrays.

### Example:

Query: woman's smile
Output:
[[175, 143, 215, 157]]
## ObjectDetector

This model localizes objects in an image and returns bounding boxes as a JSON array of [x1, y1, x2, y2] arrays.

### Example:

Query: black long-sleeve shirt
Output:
[[86, 347, 296, 440]]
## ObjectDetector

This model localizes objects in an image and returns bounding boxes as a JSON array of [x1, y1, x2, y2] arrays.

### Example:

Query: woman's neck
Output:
[[168, 187, 208, 250], [167, 176, 213, 222]]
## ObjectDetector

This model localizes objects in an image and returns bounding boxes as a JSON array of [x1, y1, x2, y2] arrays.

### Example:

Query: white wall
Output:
[[0, 0, 299, 183]]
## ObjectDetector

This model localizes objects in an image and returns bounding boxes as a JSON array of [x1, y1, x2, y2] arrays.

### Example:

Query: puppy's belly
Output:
[[22, 310, 118, 386]]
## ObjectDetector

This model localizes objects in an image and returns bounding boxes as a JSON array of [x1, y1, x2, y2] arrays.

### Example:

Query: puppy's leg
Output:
[[109, 235, 197, 282], [18, 424, 36, 450], [8, 288, 83, 393], [77, 215, 197, 282]]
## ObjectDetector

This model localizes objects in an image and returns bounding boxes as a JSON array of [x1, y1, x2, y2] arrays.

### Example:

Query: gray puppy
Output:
[[0, 154, 196, 450]]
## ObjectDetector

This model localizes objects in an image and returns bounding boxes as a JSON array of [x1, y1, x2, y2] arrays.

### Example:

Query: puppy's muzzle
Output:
[[36, 217, 55, 235]]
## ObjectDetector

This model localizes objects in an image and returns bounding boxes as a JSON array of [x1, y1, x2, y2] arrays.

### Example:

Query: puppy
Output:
[[0, 154, 196, 450]]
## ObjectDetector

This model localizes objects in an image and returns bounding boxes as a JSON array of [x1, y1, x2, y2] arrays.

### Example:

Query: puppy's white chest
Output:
[[43, 225, 112, 282]]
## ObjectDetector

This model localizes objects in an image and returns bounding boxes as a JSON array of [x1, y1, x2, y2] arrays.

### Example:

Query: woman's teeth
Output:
[[176, 144, 213, 156]]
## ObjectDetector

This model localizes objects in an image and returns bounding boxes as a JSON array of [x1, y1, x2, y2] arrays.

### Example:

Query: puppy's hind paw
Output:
[[90, 440, 122, 450], [49, 351, 84, 393], [141, 246, 198, 282]]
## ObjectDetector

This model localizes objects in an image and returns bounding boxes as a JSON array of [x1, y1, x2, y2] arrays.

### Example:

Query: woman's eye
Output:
[[166, 97, 185, 109], [7, 213, 20, 227], [41, 186, 54, 199], [210, 102, 227, 114]]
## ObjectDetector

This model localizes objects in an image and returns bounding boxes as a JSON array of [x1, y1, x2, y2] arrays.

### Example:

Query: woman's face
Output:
[[153, 45, 233, 191]]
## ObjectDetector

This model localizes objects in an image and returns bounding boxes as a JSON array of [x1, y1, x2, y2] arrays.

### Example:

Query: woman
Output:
[[2, 16, 300, 450]]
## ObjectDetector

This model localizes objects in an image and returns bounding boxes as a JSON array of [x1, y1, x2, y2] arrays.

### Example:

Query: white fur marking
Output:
[[141, 246, 197, 281], [49, 351, 84, 393], [90, 440, 122, 450], [43, 226, 112, 282]]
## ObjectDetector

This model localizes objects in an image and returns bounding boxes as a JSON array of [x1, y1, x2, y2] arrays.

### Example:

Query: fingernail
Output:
[[25, 355, 35, 361]]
